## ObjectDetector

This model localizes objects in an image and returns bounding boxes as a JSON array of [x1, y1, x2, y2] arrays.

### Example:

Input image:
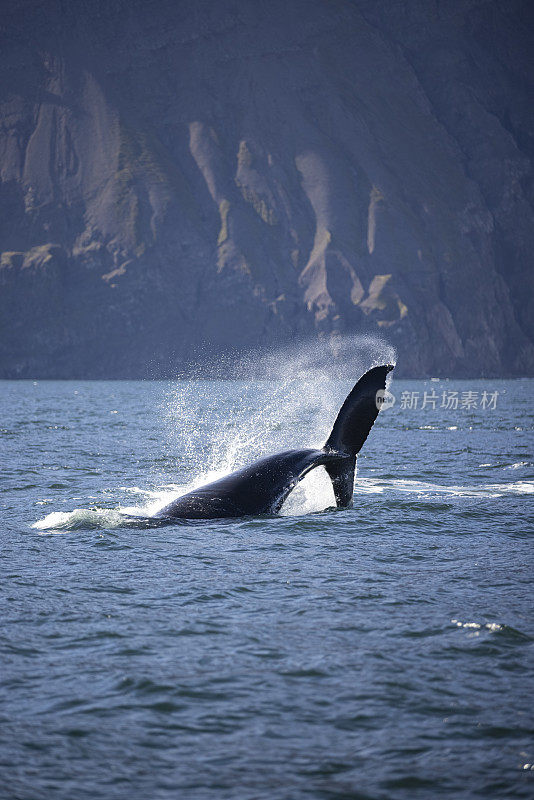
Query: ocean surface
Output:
[[1, 370, 533, 799]]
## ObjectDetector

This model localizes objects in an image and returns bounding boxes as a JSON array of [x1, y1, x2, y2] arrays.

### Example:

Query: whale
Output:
[[155, 364, 394, 520]]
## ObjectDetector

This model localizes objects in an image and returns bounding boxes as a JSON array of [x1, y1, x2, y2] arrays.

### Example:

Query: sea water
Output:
[[1, 368, 533, 799]]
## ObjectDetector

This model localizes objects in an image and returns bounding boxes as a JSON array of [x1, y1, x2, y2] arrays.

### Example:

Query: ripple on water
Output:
[[2, 376, 533, 800]]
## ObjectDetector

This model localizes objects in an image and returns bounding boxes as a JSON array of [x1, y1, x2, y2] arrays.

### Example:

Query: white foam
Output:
[[32, 508, 127, 531], [491, 480, 534, 494], [451, 619, 503, 634], [355, 477, 534, 499], [33, 472, 533, 531]]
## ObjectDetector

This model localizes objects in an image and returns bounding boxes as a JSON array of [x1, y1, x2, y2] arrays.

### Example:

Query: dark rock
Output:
[[0, 0, 533, 377]]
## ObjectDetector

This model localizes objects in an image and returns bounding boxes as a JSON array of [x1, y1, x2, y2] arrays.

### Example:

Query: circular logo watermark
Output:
[[375, 389, 396, 411]]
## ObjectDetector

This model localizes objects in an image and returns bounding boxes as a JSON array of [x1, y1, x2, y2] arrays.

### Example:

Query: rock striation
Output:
[[1, 0, 533, 377]]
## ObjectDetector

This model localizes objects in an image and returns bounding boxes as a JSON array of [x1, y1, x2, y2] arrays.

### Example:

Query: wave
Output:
[[355, 477, 534, 498], [32, 508, 138, 531], [31, 473, 533, 532], [32, 468, 336, 531]]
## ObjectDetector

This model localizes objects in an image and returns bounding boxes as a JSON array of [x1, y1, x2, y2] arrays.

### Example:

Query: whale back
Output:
[[156, 449, 331, 519]]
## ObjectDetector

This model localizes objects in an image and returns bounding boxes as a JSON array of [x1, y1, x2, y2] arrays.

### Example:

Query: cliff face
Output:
[[1, 0, 533, 377]]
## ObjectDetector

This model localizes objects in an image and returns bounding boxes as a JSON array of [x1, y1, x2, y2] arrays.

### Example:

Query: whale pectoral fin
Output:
[[324, 456, 356, 508]]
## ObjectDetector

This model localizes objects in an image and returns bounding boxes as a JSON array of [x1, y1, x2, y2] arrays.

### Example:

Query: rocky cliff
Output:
[[1, 0, 533, 377]]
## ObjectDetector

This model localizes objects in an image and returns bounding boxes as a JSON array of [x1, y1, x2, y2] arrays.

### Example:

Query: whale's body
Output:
[[156, 364, 393, 520], [155, 448, 352, 519]]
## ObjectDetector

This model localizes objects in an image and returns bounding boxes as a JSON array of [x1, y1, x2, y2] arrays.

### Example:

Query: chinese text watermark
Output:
[[376, 389, 500, 411]]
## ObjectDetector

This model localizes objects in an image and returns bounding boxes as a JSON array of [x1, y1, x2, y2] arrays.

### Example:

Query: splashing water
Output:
[[31, 335, 534, 532], [33, 335, 396, 529], [162, 338, 385, 463], [159, 334, 396, 515]]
